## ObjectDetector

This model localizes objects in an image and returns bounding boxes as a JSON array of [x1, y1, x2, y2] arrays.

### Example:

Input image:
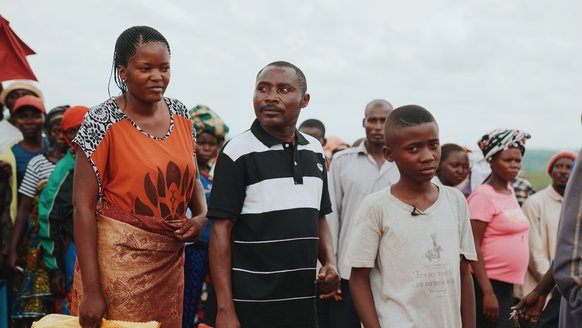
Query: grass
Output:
[[523, 170, 550, 191]]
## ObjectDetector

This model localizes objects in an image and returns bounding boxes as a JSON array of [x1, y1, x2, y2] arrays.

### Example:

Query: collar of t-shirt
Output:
[[250, 119, 309, 147]]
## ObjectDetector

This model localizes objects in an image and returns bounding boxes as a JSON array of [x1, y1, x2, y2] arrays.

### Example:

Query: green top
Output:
[[38, 150, 75, 271]]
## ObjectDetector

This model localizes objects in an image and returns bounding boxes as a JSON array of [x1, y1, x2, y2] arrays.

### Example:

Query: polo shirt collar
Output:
[[251, 119, 309, 147]]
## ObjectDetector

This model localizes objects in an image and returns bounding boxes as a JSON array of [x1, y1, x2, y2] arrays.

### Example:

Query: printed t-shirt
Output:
[[73, 97, 196, 220], [345, 186, 477, 328], [18, 154, 56, 198], [468, 183, 530, 284], [12, 141, 49, 188]]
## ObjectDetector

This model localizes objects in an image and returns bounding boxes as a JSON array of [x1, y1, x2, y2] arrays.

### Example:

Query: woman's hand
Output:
[[79, 290, 107, 328], [482, 291, 499, 321], [166, 215, 207, 242]]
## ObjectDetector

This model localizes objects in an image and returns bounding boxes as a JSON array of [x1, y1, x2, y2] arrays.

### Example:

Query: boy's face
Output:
[[384, 122, 440, 183]]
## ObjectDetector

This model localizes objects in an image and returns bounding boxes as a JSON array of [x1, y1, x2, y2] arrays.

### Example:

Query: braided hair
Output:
[[109, 26, 171, 95]]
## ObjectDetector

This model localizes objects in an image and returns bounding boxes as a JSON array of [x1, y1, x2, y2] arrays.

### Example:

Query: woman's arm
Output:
[[470, 220, 499, 321], [174, 171, 207, 242], [7, 194, 33, 269], [73, 150, 106, 328]]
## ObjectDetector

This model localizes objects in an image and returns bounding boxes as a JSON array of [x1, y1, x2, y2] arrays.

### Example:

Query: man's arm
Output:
[[209, 218, 240, 328], [460, 256, 476, 328], [350, 267, 381, 328], [553, 149, 582, 323], [316, 215, 340, 298], [522, 199, 549, 281]]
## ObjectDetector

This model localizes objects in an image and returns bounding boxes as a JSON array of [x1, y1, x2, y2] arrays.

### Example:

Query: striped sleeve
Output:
[[18, 155, 54, 198]]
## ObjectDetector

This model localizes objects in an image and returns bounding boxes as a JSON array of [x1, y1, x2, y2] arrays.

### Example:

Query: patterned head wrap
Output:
[[189, 104, 229, 147], [478, 129, 531, 161]]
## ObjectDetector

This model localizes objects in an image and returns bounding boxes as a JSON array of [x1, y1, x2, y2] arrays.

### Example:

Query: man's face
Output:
[[363, 106, 391, 147], [253, 66, 309, 132], [551, 157, 573, 189]]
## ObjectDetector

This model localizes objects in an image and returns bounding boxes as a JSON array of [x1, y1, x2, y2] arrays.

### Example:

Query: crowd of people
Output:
[[0, 25, 580, 328]]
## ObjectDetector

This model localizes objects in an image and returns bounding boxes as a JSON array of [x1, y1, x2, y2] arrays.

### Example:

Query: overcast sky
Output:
[[3, 0, 581, 150]]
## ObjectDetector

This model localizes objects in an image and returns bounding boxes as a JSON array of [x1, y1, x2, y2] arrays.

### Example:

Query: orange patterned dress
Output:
[[70, 97, 197, 327]]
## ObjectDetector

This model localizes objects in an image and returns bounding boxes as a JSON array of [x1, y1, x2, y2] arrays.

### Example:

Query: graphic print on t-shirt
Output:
[[135, 160, 193, 221], [425, 233, 443, 262], [412, 232, 456, 298]]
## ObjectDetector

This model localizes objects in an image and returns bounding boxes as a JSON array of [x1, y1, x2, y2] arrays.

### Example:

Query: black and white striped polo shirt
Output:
[[208, 119, 332, 328]]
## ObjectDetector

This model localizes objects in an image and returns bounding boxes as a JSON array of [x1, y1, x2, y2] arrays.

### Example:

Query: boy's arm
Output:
[[350, 267, 381, 328], [209, 218, 240, 328], [460, 256, 476, 328]]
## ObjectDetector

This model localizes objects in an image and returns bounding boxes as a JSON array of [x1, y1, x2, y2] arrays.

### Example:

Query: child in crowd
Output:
[[346, 105, 477, 328], [436, 143, 470, 195]]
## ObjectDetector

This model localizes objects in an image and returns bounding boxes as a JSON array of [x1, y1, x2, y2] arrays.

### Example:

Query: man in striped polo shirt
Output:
[[208, 61, 340, 328]]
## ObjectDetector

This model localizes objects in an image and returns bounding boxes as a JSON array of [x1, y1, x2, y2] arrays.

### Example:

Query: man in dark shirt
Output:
[[208, 61, 340, 328]]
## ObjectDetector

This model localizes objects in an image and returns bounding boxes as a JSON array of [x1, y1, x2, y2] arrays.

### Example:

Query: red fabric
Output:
[[0, 15, 37, 82]]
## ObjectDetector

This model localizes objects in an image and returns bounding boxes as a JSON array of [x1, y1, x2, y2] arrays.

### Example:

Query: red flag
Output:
[[0, 15, 37, 82]]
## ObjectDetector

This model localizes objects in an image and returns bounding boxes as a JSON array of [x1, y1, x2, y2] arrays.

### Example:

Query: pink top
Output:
[[468, 183, 530, 284]]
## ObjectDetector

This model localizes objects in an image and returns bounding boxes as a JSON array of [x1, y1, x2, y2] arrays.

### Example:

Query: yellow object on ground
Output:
[[32, 314, 160, 328]]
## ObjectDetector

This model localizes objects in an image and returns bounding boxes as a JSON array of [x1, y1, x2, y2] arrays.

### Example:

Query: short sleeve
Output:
[[72, 100, 119, 197], [467, 190, 495, 223], [207, 148, 246, 222], [18, 159, 40, 198], [319, 153, 332, 216], [456, 191, 477, 261], [345, 196, 382, 268]]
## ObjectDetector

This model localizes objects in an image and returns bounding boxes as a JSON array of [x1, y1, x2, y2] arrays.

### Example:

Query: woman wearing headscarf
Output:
[[37, 106, 89, 314], [183, 104, 228, 327], [468, 129, 531, 328]]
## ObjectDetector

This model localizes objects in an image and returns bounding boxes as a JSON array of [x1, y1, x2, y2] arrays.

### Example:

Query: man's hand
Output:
[[315, 264, 341, 300], [510, 290, 547, 325], [216, 307, 241, 328]]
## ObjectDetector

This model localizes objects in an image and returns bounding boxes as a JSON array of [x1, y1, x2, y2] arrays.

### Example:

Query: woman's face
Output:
[[490, 147, 522, 183], [118, 42, 170, 103], [12, 107, 45, 139], [438, 150, 469, 186], [49, 121, 67, 150], [196, 132, 219, 166]]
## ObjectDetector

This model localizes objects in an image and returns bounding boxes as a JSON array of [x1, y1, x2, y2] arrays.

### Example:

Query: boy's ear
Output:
[[383, 146, 394, 163]]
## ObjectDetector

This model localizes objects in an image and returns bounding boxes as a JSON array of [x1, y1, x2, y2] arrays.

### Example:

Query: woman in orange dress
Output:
[[70, 26, 207, 328]]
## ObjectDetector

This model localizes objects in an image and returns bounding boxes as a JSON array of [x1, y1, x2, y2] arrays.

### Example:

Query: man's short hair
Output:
[[384, 105, 437, 144], [257, 61, 307, 94], [299, 118, 325, 137], [365, 99, 393, 116]]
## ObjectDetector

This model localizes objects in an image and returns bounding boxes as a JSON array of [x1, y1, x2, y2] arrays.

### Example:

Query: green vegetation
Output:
[[521, 148, 572, 191]]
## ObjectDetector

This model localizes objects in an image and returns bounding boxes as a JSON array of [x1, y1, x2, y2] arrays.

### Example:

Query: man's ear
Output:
[[322, 137, 327, 147], [383, 146, 394, 163], [301, 93, 310, 108], [362, 118, 365, 128]]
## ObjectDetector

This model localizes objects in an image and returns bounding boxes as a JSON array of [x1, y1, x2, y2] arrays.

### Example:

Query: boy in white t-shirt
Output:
[[346, 105, 477, 328]]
